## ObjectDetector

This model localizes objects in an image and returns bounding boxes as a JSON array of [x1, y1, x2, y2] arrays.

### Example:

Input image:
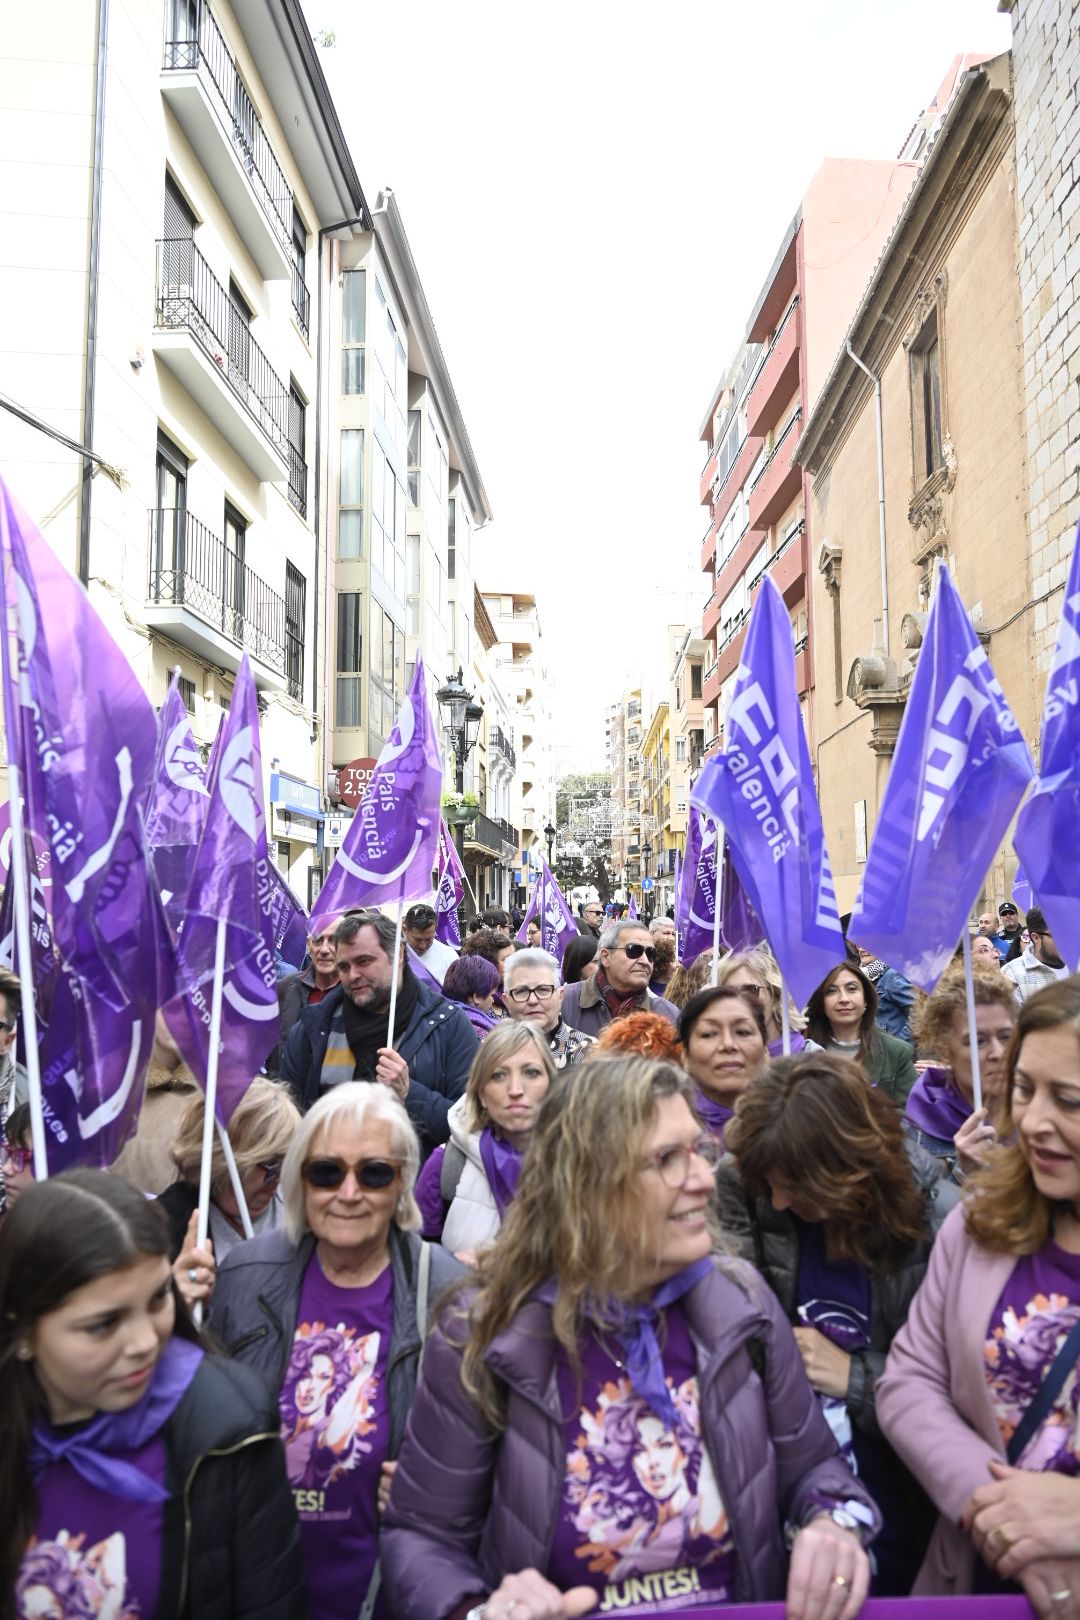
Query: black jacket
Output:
[[158, 1354, 308, 1618], [209, 1226, 463, 1459], [280, 981, 479, 1152], [714, 1141, 959, 1437], [266, 967, 322, 1076]]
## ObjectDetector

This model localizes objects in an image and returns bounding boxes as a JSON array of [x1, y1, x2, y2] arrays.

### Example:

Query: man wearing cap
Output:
[[989, 901, 1023, 960], [1001, 906, 1069, 1004]]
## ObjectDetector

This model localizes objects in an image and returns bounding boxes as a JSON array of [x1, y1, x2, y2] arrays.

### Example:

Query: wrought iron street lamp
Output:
[[642, 840, 653, 918], [544, 821, 556, 865], [436, 668, 484, 919]]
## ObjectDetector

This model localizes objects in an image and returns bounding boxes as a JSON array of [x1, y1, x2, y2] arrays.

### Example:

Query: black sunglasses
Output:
[[615, 943, 656, 962], [302, 1157, 401, 1190]]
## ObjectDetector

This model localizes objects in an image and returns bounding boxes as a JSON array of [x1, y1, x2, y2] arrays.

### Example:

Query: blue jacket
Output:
[[280, 980, 480, 1152], [874, 967, 914, 1044]]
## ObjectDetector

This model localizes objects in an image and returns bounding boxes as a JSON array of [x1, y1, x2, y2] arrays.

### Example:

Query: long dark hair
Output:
[[0, 1170, 192, 1614], [804, 961, 879, 1059]]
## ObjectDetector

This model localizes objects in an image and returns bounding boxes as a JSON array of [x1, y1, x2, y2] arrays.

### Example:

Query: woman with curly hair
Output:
[[879, 977, 1080, 1614], [804, 962, 918, 1109], [904, 965, 1018, 1180], [717, 1052, 956, 1592], [589, 1011, 684, 1062], [664, 951, 717, 1012], [383, 1057, 879, 1620]]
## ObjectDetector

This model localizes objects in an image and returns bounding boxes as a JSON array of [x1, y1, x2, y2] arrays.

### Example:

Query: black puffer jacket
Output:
[[714, 1141, 959, 1438], [158, 1353, 308, 1618]]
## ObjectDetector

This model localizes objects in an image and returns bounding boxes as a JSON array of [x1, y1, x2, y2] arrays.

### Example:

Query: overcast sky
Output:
[[304, 0, 1013, 774]]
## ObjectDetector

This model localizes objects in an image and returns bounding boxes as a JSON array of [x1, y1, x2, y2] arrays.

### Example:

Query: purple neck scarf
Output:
[[31, 1337, 203, 1504], [767, 1031, 807, 1058], [694, 1087, 734, 1142], [478, 1127, 524, 1218], [904, 1064, 972, 1140], [539, 1256, 713, 1426]]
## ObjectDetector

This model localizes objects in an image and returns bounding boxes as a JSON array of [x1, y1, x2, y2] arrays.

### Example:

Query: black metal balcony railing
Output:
[[288, 443, 307, 519], [490, 725, 516, 769], [156, 240, 290, 462], [163, 3, 292, 257], [147, 508, 286, 674], [466, 811, 508, 855], [496, 816, 519, 847], [750, 408, 803, 493], [291, 259, 310, 338]]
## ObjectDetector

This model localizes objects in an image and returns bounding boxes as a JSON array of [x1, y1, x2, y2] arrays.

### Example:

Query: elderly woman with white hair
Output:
[[209, 1082, 462, 1620]]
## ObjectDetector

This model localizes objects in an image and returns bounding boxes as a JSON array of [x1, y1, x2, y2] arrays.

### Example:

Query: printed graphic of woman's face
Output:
[[632, 1416, 688, 1503], [295, 1352, 335, 1416]]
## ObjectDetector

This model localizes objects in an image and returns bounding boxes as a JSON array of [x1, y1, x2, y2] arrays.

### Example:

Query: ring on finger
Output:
[[1051, 1593, 1072, 1605], [188, 1266, 198, 1282], [989, 1527, 1014, 1557], [832, 1575, 848, 1588]]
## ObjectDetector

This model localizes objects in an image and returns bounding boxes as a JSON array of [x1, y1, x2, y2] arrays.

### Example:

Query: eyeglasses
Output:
[[731, 982, 764, 999], [614, 944, 656, 962], [254, 1158, 284, 1182], [0, 1144, 31, 1173], [642, 1135, 722, 1188], [302, 1157, 402, 1190], [506, 984, 557, 1004]]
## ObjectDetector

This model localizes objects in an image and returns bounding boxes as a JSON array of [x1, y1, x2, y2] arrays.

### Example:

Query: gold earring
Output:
[[15, 1345, 30, 1360]]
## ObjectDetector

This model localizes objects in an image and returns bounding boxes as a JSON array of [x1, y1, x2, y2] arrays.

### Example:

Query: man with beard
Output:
[[1001, 905, 1069, 1003], [281, 908, 479, 1154]]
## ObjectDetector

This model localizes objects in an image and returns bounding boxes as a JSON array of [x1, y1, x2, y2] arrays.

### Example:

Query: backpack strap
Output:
[[439, 1141, 468, 1203], [1007, 1314, 1080, 1464]]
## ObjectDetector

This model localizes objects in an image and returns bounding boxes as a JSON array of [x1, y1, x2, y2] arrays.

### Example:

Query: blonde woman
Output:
[[383, 1058, 878, 1620], [415, 1022, 556, 1257], [715, 948, 814, 1056], [159, 1075, 300, 1311]]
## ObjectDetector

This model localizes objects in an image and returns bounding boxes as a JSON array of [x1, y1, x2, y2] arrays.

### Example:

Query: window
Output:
[[406, 535, 420, 635], [223, 504, 246, 628], [227, 279, 251, 391], [372, 278, 408, 465], [151, 432, 187, 587], [370, 604, 404, 743], [288, 384, 307, 518], [407, 410, 421, 506], [676, 793, 687, 813], [447, 498, 456, 580], [676, 738, 687, 762], [290, 204, 309, 338], [285, 563, 305, 702], [910, 313, 944, 481], [162, 176, 195, 296], [690, 663, 703, 700], [342, 269, 366, 394], [177, 675, 195, 714], [338, 429, 363, 558], [336, 592, 362, 727], [370, 451, 406, 599]]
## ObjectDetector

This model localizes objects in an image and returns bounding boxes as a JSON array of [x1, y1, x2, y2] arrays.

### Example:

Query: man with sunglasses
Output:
[[281, 909, 480, 1156], [560, 921, 680, 1038], [503, 948, 595, 1069]]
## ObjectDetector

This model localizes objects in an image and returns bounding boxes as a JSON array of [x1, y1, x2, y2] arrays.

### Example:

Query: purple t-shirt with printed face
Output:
[[548, 1304, 735, 1614], [280, 1253, 393, 1620], [985, 1240, 1080, 1473], [19, 1437, 165, 1619]]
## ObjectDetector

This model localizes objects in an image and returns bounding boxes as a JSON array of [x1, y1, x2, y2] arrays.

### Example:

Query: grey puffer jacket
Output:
[[209, 1225, 463, 1458], [381, 1257, 880, 1618], [714, 1141, 959, 1438]]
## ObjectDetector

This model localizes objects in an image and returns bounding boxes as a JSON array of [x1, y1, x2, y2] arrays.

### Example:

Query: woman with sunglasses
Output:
[[715, 949, 815, 1056], [157, 1077, 300, 1315], [560, 921, 680, 1036], [210, 1083, 461, 1620], [383, 1057, 878, 1620]]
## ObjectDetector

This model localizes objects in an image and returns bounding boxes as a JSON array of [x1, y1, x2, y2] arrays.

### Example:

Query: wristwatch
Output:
[[786, 1498, 875, 1549]]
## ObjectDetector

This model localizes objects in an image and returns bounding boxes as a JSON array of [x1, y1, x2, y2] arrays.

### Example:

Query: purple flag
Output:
[[1011, 862, 1033, 916], [145, 674, 210, 940], [852, 564, 1034, 991], [1014, 525, 1080, 969], [264, 864, 309, 970], [434, 818, 465, 946], [164, 656, 278, 1122], [310, 658, 443, 929], [676, 810, 718, 966], [516, 858, 578, 962], [691, 576, 844, 1006], [628, 893, 638, 921], [719, 832, 763, 954], [0, 478, 165, 1168]]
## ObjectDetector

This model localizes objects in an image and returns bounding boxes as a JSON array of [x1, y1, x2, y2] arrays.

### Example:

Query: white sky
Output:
[[304, 0, 1013, 774]]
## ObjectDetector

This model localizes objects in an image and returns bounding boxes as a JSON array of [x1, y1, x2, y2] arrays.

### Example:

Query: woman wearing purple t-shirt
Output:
[[383, 1056, 879, 1620], [0, 1169, 306, 1620], [880, 977, 1080, 1615]]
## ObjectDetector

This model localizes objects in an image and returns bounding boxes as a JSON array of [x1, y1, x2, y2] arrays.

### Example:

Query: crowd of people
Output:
[[2, 890, 1080, 1620]]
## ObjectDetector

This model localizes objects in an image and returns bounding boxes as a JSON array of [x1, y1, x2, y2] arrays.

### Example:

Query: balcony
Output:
[[712, 430, 762, 532], [700, 513, 718, 572], [746, 298, 801, 440], [288, 443, 307, 519], [749, 410, 803, 532], [161, 4, 292, 280], [154, 240, 290, 482], [145, 509, 286, 686], [465, 810, 515, 864], [490, 725, 517, 770], [702, 658, 721, 707], [702, 584, 720, 640], [291, 261, 310, 340], [746, 520, 806, 609]]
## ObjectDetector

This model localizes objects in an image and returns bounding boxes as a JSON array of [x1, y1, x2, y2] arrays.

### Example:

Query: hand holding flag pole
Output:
[[960, 927, 983, 1113]]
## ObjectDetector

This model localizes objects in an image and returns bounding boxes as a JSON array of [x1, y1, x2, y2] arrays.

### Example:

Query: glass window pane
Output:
[[338, 511, 362, 559], [336, 592, 361, 672], [383, 611, 393, 683], [407, 535, 420, 595], [342, 270, 366, 345], [336, 676, 361, 728], [340, 430, 364, 506], [343, 349, 365, 395]]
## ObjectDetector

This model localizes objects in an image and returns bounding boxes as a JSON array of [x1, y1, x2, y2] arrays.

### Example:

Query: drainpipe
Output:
[[845, 341, 890, 657], [79, 0, 110, 585]]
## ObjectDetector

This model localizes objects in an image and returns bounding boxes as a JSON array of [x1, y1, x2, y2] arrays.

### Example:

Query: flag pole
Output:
[[194, 914, 228, 1327], [780, 975, 792, 1056], [711, 823, 725, 987], [386, 900, 405, 1048], [0, 536, 47, 1180], [961, 926, 983, 1113], [216, 1120, 254, 1239]]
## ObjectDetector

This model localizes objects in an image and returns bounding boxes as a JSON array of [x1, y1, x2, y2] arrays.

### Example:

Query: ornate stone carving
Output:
[[817, 539, 842, 596], [902, 270, 948, 351]]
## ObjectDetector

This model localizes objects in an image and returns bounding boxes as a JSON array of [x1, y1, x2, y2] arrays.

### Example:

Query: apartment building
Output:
[[608, 686, 644, 901], [480, 591, 555, 910], [796, 54, 1034, 911], [1, 0, 368, 904]]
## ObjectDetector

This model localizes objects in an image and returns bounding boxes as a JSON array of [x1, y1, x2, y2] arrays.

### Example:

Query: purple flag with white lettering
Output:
[[628, 893, 638, 921], [691, 576, 843, 1006], [164, 656, 278, 1122], [1013, 525, 1080, 968], [265, 865, 309, 971], [311, 658, 443, 928], [852, 564, 1034, 991], [720, 833, 762, 955], [434, 818, 465, 946], [0, 478, 164, 1168], [516, 858, 578, 961], [145, 674, 210, 941], [677, 810, 718, 966]]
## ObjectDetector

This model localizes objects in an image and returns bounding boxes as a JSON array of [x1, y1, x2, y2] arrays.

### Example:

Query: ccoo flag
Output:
[[691, 575, 843, 1006], [719, 832, 762, 956], [310, 658, 442, 929], [852, 563, 1034, 990], [516, 857, 578, 961], [164, 655, 278, 1122], [0, 478, 165, 1168], [434, 818, 466, 946], [145, 672, 210, 941], [676, 810, 718, 967], [1014, 525, 1080, 969]]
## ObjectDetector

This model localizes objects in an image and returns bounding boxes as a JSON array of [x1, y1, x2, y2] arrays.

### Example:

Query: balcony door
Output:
[[161, 176, 195, 309], [223, 503, 247, 638], [164, 0, 198, 68], [152, 434, 188, 603], [227, 278, 251, 396]]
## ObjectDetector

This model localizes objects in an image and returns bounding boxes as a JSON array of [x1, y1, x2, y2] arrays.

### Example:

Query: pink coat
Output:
[[877, 1200, 1016, 1593]]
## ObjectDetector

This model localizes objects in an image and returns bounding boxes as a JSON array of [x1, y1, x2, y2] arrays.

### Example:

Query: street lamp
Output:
[[642, 840, 653, 918], [544, 821, 556, 865], [436, 668, 484, 921]]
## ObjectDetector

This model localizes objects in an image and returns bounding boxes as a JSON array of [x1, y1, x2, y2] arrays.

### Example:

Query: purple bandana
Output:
[[478, 1127, 524, 1218], [538, 1256, 713, 1426], [904, 1063, 972, 1141], [694, 1087, 735, 1142], [30, 1338, 203, 1504]]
